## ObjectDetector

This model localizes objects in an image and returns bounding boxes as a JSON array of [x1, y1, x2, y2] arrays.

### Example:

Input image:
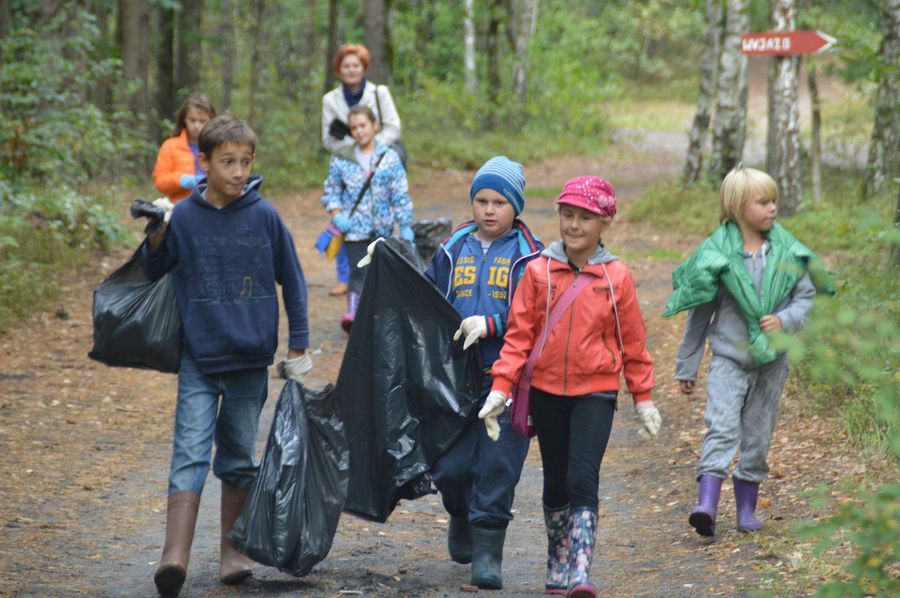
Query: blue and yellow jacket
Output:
[[425, 219, 542, 369]]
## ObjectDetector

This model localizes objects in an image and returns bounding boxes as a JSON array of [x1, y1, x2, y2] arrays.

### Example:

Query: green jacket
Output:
[[664, 221, 835, 365]]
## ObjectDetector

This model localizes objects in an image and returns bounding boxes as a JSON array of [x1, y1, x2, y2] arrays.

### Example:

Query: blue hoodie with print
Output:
[[425, 219, 542, 369], [141, 176, 309, 374]]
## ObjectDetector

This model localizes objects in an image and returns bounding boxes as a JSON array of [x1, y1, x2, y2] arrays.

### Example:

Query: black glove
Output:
[[328, 118, 351, 140], [130, 198, 166, 237]]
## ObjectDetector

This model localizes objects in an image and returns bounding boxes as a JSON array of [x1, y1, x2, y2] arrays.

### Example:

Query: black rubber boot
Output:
[[448, 515, 473, 564], [470, 526, 506, 590]]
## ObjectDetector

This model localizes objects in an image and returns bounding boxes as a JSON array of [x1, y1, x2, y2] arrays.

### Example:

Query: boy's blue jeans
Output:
[[430, 380, 530, 529], [167, 352, 268, 495]]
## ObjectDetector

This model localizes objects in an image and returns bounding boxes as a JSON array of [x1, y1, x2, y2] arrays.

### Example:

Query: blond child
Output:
[[664, 166, 833, 536]]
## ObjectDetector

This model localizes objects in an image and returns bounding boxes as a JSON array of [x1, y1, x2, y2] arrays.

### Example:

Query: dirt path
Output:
[[0, 135, 865, 597]]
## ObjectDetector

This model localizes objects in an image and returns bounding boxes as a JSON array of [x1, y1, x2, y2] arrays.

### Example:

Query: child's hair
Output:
[[348, 104, 377, 124], [332, 44, 371, 75], [198, 115, 256, 157], [173, 92, 217, 137], [719, 165, 778, 223]]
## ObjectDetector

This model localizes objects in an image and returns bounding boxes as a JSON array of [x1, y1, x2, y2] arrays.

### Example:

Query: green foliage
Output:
[[625, 181, 720, 236], [0, 9, 150, 186], [0, 8, 137, 336], [799, 483, 900, 597], [0, 180, 130, 334]]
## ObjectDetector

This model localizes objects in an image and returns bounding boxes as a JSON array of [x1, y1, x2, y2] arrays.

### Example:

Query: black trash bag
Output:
[[228, 381, 349, 576], [412, 217, 452, 265], [88, 248, 182, 373], [336, 240, 482, 522]]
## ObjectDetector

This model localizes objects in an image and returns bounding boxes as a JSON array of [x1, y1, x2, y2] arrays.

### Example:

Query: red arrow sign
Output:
[[741, 30, 836, 55]]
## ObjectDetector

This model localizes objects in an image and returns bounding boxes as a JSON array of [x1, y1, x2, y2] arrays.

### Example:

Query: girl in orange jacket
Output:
[[152, 93, 217, 202], [479, 176, 660, 598]]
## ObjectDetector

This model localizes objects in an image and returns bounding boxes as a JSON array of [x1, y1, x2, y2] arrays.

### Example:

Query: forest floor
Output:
[[0, 61, 891, 597]]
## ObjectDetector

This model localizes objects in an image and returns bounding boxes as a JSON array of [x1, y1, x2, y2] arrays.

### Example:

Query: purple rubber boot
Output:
[[341, 291, 360, 333], [688, 475, 722, 537], [734, 477, 764, 532]]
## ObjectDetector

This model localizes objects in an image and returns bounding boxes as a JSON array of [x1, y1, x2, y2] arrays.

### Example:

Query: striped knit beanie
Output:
[[469, 156, 526, 215]]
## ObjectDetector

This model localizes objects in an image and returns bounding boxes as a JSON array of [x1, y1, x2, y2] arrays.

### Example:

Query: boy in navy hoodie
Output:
[[142, 115, 310, 597], [424, 156, 543, 590]]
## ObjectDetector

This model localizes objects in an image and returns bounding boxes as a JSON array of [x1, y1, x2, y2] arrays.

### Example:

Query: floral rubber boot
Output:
[[543, 504, 569, 595]]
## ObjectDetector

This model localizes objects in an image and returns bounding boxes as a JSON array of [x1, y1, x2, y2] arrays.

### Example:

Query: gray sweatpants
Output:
[[697, 354, 789, 483]]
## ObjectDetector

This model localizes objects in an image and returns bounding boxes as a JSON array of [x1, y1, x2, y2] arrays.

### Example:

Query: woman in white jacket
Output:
[[320, 43, 402, 296], [322, 44, 401, 160]]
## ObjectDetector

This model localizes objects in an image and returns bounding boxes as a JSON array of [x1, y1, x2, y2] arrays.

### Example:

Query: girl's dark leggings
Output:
[[343, 240, 371, 295], [531, 387, 617, 511]]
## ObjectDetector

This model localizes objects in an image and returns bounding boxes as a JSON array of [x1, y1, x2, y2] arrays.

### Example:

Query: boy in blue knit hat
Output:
[[423, 156, 544, 590]]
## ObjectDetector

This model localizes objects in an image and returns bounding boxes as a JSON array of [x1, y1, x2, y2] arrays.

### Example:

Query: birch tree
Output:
[[865, 0, 900, 197], [464, 0, 476, 93], [220, 0, 235, 111], [682, 0, 722, 186], [708, 0, 749, 185], [769, 0, 802, 215], [511, 0, 539, 100]]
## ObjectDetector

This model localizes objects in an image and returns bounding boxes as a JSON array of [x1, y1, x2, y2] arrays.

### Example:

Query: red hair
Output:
[[332, 44, 370, 75]]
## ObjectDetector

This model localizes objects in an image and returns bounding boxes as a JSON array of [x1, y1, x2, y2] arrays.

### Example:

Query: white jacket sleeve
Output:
[[322, 89, 354, 155]]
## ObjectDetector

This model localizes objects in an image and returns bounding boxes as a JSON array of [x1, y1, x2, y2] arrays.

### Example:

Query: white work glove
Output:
[[152, 197, 175, 223], [277, 353, 313, 382], [356, 237, 386, 268], [635, 400, 662, 437], [478, 390, 508, 442], [453, 316, 489, 350]]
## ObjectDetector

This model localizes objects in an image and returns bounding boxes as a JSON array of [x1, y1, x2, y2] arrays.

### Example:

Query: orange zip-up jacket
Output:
[[490, 247, 654, 404], [152, 130, 197, 202]]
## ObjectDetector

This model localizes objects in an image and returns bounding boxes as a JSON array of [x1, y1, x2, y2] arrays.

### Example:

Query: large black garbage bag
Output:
[[337, 240, 482, 522], [412, 217, 452, 265], [88, 249, 182, 373], [229, 381, 348, 576]]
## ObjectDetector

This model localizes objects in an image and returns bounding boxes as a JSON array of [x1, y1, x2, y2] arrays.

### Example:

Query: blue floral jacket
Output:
[[321, 143, 412, 241]]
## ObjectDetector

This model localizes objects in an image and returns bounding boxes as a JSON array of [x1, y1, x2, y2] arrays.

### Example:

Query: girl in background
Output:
[[152, 92, 217, 203], [321, 104, 412, 332]]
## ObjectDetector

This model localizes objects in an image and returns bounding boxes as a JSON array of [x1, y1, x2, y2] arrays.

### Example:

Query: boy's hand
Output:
[[453, 316, 488, 350], [278, 350, 312, 382], [478, 391, 508, 442], [635, 400, 662, 437], [356, 237, 386, 268], [760, 314, 783, 332], [679, 380, 696, 395]]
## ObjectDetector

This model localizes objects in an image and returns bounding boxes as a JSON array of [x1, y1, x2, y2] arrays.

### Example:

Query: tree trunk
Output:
[[682, 0, 722, 186], [220, 0, 235, 111], [247, 0, 265, 131], [865, 0, 900, 197], [511, 0, 539, 100], [769, 0, 802, 215], [464, 0, 476, 93], [364, 0, 391, 83], [176, 0, 202, 96], [0, 0, 11, 41], [486, 0, 503, 127], [87, 0, 114, 110], [808, 59, 822, 204], [766, 56, 777, 175], [708, 0, 749, 185], [119, 0, 150, 133], [155, 4, 176, 140], [324, 0, 339, 94]]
